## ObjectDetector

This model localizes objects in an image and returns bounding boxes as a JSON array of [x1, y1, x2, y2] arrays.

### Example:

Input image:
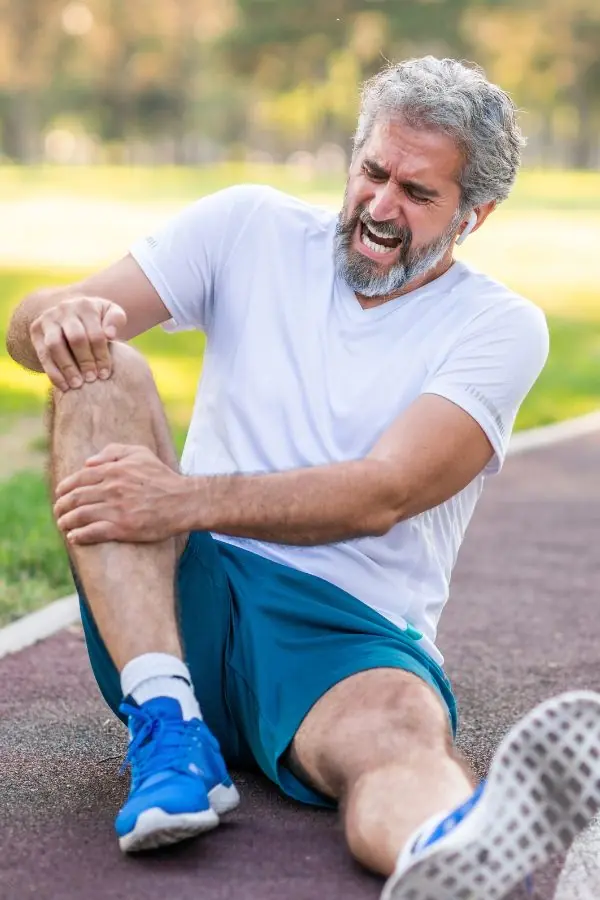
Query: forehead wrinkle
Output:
[[364, 155, 441, 199], [364, 119, 462, 194]]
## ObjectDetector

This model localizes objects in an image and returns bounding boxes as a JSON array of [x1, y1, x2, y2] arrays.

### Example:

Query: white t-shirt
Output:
[[130, 184, 549, 664]]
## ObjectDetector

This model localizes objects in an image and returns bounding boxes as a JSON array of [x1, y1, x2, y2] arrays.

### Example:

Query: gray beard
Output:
[[334, 202, 462, 298]]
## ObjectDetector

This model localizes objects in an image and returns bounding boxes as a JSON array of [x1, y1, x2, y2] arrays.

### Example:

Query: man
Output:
[[6, 56, 600, 899]]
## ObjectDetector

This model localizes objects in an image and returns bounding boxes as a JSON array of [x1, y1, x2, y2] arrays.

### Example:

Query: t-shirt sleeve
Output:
[[129, 185, 265, 334], [421, 302, 550, 474]]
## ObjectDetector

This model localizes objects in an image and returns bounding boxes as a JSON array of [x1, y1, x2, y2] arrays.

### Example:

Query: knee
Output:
[[336, 686, 450, 771], [107, 340, 150, 371], [105, 342, 157, 393], [51, 342, 154, 410], [293, 673, 452, 800], [345, 707, 447, 782]]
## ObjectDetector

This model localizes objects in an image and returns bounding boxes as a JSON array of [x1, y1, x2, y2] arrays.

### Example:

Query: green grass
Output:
[[0, 471, 75, 624], [1, 160, 599, 625], [504, 169, 600, 213], [517, 318, 600, 428], [0, 265, 201, 625], [2, 164, 600, 211], [2, 302, 599, 626], [0, 163, 343, 205], [0, 267, 203, 439]]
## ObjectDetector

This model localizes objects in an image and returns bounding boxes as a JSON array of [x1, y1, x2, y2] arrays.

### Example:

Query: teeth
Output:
[[366, 223, 395, 240], [361, 231, 393, 254]]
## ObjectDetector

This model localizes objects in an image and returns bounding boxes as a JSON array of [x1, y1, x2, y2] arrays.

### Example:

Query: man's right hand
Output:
[[29, 296, 128, 392]]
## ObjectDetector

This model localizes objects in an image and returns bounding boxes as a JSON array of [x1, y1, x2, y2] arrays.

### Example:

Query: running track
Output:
[[1, 434, 599, 899]]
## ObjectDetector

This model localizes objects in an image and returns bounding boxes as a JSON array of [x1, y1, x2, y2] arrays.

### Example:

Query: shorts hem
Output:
[[272, 655, 456, 809]]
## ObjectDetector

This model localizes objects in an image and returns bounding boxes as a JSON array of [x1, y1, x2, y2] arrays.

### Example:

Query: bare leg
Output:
[[289, 669, 476, 876], [49, 342, 188, 670]]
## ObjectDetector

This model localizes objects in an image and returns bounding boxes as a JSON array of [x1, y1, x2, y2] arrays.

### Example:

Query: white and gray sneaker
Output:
[[381, 691, 600, 900]]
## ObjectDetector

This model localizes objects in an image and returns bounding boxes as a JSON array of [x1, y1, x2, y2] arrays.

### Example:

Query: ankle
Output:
[[121, 653, 202, 721]]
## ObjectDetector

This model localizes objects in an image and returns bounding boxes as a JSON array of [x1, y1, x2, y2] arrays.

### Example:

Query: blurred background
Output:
[[1, 0, 599, 623], [3, 0, 600, 168]]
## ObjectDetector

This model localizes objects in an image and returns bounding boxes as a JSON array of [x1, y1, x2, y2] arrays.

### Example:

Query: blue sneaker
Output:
[[381, 691, 600, 900], [195, 714, 240, 817], [116, 696, 239, 853]]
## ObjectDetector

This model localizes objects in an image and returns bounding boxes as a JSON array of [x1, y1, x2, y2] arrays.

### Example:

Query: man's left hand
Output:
[[54, 443, 185, 545]]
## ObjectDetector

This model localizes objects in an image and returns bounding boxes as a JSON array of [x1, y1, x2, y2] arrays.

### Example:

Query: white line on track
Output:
[[0, 594, 79, 660], [547, 420, 600, 892], [0, 408, 598, 662], [0, 409, 599, 893], [554, 824, 600, 900], [507, 410, 600, 456]]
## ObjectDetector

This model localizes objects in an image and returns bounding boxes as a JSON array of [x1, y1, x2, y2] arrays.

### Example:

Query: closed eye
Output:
[[405, 187, 432, 205], [362, 163, 387, 182]]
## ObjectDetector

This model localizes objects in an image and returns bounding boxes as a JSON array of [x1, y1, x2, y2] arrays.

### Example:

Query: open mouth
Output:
[[355, 220, 402, 260]]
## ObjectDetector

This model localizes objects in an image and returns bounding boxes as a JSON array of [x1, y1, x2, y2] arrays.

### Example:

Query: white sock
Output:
[[120, 653, 202, 722]]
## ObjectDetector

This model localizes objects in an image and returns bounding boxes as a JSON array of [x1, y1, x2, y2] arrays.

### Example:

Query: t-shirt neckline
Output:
[[336, 260, 466, 323]]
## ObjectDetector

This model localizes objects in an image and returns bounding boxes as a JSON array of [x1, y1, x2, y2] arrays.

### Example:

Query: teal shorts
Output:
[[77, 531, 457, 808]]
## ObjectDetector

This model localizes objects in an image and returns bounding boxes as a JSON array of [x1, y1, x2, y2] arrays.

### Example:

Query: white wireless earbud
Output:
[[456, 210, 478, 246]]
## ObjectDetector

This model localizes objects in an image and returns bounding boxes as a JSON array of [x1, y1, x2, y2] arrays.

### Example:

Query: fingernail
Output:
[[70, 377, 83, 388], [85, 372, 96, 383], [99, 369, 109, 380]]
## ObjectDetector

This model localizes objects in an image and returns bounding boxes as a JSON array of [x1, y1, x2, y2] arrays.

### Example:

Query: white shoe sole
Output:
[[208, 782, 241, 816], [119, 806, 219, 853], [382, 691, 600, 900]]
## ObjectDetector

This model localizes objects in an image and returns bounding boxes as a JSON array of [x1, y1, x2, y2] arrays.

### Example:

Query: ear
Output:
[[455, 201, 496, 246], [455, 210, 478, 246]]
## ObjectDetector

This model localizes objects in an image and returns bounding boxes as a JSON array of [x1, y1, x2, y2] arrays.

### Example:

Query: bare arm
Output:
[[52, 394, 494, 545], [179, 393, 494, 543], [5, 254, 172, 379]]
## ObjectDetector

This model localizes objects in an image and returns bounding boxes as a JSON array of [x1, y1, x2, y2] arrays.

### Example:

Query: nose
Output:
[[368, 182, 402, 222]]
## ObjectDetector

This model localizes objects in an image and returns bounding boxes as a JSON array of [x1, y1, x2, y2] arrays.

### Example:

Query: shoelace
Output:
[[120, 702, 206, 785]]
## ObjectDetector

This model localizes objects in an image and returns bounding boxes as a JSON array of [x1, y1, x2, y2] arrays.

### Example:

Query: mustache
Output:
[[339, 204, 412, 246]]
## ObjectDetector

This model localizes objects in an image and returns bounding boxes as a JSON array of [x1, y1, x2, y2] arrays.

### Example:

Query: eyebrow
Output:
[[363, 158, 441, 199]]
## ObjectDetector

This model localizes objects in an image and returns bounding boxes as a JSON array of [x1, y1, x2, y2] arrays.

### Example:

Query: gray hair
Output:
[[353, 56, 526, 210]]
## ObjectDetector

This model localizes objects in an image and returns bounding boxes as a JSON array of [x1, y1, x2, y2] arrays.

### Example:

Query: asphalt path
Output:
[[1, 433, 599, 900]]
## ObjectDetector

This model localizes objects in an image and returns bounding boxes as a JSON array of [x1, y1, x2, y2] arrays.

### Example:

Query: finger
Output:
[[41, 325, 84, 389], [67, 522, 117, 546], [55, 465, 107, 498], [101, 303, 127, 341], [79, 310, 113, 378], [54, 485, 105, 518], [57, 503, 108, 533], [33, 341, 70, 392], [85, 443, 139, 466], [62, 317, 99, 381]]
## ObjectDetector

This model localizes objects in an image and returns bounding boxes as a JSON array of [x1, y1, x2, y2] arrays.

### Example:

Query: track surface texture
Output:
[[1, 434, 599, 900]]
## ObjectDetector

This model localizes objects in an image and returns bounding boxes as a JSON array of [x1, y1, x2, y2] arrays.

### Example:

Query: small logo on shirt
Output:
[[145, 236, 158, 249], [464, 385, 505, 436], [404, 623, 423, 641]]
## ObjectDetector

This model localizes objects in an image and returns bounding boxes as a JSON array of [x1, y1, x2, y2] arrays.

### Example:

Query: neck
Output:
[[355, 251, 455, 311]]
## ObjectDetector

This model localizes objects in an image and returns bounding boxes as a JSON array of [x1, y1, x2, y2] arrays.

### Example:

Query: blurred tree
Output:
[[220, 0, 477, 153], [0, 0, 598, 166], [0, 0, 65, 161], [465, 0, 600, 168]]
